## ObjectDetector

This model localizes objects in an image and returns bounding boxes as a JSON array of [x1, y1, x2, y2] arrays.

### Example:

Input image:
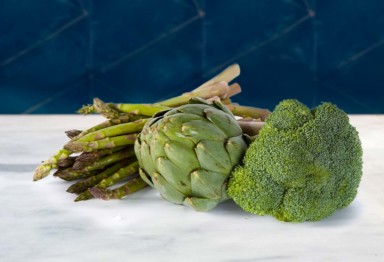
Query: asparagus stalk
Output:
[[78, 64, 241, 116], [65, 130, 82, 139], [193, 64, 240, 91], [70, 114, 145, 140], [75, 161, 140, 201], [57, 156, 77, 168], [155, 81, 238, 107], [93, 97, 121, 119], [67, 159, 132, 194], [226, 104, 271, 121], [73, 119, 147, 143], [112, 104, 169, 116], [237, 119, 265, 137], [33, 148, 73, 181], [53, 168, 98, 181], [65, 134, 137, 152], [73, 146, 125, 169], [75, 149, 135, 172], [89, 177, 147, 200]]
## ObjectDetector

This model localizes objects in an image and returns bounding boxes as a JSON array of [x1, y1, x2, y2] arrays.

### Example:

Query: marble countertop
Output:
[[1, 115, 383, 262]]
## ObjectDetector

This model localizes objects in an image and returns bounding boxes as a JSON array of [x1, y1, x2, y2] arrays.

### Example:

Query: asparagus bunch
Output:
[[33, 64, 270, 201]]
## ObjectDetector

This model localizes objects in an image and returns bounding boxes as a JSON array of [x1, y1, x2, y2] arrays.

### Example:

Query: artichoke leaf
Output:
[[211, 99, 233, 116], [204, 107, 242, 137], [164, 140, 200, 170], [174, 104, 207, 116], [149, 129, 168, 161], [182, 119, 227, 141], [190, 170, 226, 199], [152, 172, 186, 204], [167, 112, 202, 125], [183, 197, 220, 212], [138, 168, 154, 187], [158, 121, 193, 144], [156, 157, 191, 195], [195, 140, 232, 174], [225, 135, 248, 166], [137, 140, 157, 177]]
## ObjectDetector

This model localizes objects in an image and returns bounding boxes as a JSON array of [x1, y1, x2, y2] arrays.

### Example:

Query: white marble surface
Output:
[[0, 115, 383, 262]]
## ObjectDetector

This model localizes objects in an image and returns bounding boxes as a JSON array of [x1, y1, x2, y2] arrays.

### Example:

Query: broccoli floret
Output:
[[227, 99, 363, 222]]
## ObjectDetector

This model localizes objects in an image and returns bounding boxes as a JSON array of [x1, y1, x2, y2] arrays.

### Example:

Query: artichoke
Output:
[[134, 98, 248, 211]]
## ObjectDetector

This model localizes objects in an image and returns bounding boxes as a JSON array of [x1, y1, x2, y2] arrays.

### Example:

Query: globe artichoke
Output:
[[134, 98, 248, 211]]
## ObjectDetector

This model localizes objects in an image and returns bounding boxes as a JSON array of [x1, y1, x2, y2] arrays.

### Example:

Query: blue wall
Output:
[[1, 0, 383, 114]]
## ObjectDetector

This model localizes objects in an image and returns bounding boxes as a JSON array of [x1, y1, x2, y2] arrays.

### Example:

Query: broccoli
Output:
[[227, 99, 363, 222]]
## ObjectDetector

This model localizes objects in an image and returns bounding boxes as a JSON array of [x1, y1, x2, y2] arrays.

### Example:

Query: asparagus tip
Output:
[[33, 165, 52, 181], [66, 184, 77, 194]]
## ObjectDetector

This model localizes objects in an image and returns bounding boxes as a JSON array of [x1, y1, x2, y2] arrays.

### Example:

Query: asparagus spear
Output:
[[57, 156, 76, 168], [53, 168, 98, 181], [75, 161, 140, 201], [67, 159, 132, 194], [78, 64, 241, 116], [70, 114, 145, 140], [76, 148, 135, 172], [73, 146, 125, 170], [89, 176, 147, 200], [65, 134, 137, 152], [226, 104, 271, 121], [65, 130, 82, 139], [73, 119, 147, 143], [33, 148, 73, 181]]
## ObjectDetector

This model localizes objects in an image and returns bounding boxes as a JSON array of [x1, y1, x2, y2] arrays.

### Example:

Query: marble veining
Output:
[[0, 115, 383, 262]]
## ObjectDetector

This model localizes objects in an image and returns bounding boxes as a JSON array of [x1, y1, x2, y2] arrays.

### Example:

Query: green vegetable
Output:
[[33, 64, 246, 203], [227, 99, 363, 222], [134, 98, 248, 211]]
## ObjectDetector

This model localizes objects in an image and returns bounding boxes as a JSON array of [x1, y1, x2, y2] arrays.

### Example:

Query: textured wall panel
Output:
[[0, 0, 383, 114]]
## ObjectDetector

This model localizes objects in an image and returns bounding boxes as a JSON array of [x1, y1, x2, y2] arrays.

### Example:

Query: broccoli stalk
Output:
[[227, 99, 363, 222]]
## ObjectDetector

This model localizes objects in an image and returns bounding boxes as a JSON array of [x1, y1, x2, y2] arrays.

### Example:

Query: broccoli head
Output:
[[227, 99, 363, 222]]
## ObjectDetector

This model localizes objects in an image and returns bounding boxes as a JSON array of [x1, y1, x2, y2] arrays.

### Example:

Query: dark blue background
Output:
[[1, 0, 383, 114]]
